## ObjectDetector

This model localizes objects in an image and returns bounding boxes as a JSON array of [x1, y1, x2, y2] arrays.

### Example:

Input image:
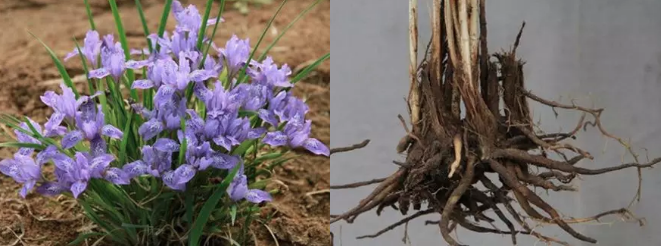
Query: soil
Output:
[[0, 0, 330, 245]]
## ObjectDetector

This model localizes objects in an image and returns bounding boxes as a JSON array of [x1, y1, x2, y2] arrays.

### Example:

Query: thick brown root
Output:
[[331, 1, 658, 245]]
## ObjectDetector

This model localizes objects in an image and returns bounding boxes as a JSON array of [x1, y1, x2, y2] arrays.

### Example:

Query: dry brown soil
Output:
[[0, 0, 329, 245]]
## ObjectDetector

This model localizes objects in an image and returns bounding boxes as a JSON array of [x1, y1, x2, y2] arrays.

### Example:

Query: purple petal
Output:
[[37, 182, 68, 196], [63, 49, 80, 61], [302, 138, 330, 156], [258, 109, 279, 126], [162, 171, 186, 191], [245, 189, 272, 203], [71, 180, 88, 198], [247, 127, 266, 139], [153, 138, 180, 152], [123, 160, 149, 178], [88, 68, 110, 79], [189, 69, 217, 82], [0, 158, 18, 178], [101, 125, 123, 139], [62, 130, 84, 149], [36, 145, 59, 165], [212, 136, 233, 151], [19, 180, 37, 198], [89, 136, 108, 157], [125, 59, 152, 69], [154, 85, 176, 107], [138, 120, 164, 141], [105, 167, 130, 185], [173, 164, 196, 185], [192, 81, 212, 102], [227, 174, 248, 201], [131, 79, 155, 89], [262, 131, 288, 147], [209, 153, 239, 170], [89, 154, 114, 178]]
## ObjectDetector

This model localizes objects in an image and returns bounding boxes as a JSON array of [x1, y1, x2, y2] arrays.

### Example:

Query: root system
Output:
[[331, 1, 658, 245]]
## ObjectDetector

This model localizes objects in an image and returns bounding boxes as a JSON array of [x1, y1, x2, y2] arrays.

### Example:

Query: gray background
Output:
[[331, 0, 661, 245]]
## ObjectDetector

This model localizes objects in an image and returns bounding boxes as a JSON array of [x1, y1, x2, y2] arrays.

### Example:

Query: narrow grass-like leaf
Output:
[[196, 0, 215, 49], [156, 0, 174, 52], [200, 0, 226, 67], [291, 52, 329, 84], [237, 0, 288, 83], [189, 164, 241, 246], [134, 0, 153, 53], [257, 0, 321, 61], [83, 0, 96, 30], [108, 0, 138, 100], [118, 112, 134, 165], [29, 32, 79, 98]]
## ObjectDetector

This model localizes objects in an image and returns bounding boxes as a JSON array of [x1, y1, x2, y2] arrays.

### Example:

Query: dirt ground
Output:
[[0, 0, 330, 245]]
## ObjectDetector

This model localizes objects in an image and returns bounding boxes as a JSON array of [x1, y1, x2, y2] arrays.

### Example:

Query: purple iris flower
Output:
[[88, 35, 150, 80], [132, 53, 217, 107], [218, 35, 251, 76], [0, 153, 41, 198], [258, 91, 309, 127], [61, 98, 123, 151], [40, 84, 88, 122], [262, 117, 330, 156], [226, 163, 272, 203], [233, 83, 272, 111], [13, 118, 57, 156], [248, 56, 293, 88], [123, 145, 174, 178], [172, 0, 221, 33], [41, 151, 123, 198], [64, 30, 102, 67], [162, 164, 196, 191]]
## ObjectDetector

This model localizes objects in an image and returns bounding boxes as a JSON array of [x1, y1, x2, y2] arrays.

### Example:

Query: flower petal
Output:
[[209, 152, 239, 170], [138, 119, 164, 141], [123, 160, 149, 178], [154, 138, 180, 152], [262, 131, 288, 147], [125, 59, 152, 69], [88, 68, 110, 79], [245, 189, 272, 203], [62, 130, 84, 149], [105, 167, 130, 185], [70, 180, 88, 198], [189, 69, 217, 82], [302, 138, 330, 156], [89, 154, 115, 178], [101, 125, 124, 139], [131, 79, 155, 89]]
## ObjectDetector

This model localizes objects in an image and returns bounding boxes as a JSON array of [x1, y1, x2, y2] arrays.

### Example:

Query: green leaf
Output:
[[134, 0, 153, 53], [108, 0, 138, 100], [237, 0, 288, 83], [200, 0, 227, 67], [29, 32, 79, 98], [231, 139, 256, 156], [257, 0, 321, 61], [118, 112, 134, 165], [291, 52, 329, 84], [196, 0, 215, 49], [83, 0, 96, 30], [0, 142, 44, 150], [189, 164, 241, 246], [156, 0, 174, 52]]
